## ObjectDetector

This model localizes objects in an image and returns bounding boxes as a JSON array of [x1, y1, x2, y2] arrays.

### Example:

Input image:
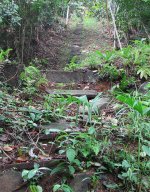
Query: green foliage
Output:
[[0, 48, 12, 62], [117, 94, 150, 116], [137, 66, 150, 80], [1, 80, 150, 191], [114, 0, 150, 34], [64, 56, 78, 71], [98, 63, 120, 80], [56, 129, 105, 161], [69, 13, 81, 29], [22, 163, 40, 181], [66, 148, 76, 163], [30, 58, 49, 69], [83, 16, 98, 30], [80, 52, 102, 69], [0, 0, 21, 26], [53, 183, 73, 192], [79, 41, 149, 90], [20, 66, 48, 95], [22, 163, 51, 192], [0, 48, 12, 72], [0, 0, 69, 62], [29, 185, 43, 192]]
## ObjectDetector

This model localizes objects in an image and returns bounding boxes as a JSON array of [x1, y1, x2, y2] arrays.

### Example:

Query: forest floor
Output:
[[0, 18, 149, 192]]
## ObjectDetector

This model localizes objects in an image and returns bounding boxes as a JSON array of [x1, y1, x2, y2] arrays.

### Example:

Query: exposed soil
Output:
[[35, 25, 71, 70], [34, 20, 113, 71], [33, 23, 82, 70], [46, 82, 111, 93]]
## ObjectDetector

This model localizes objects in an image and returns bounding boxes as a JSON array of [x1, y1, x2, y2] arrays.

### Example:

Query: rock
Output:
[[79, 98, 109, 114], [0, 170, 25, 192], [70, 173, 92, 192], [43, 120, 76, 134], [46, 89, 98, 99], [44, 70, 99, 83]]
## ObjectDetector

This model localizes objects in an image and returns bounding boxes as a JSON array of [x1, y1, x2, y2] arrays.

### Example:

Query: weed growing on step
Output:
[[64, 56, 79, 71], [20, 66, 48, 96]]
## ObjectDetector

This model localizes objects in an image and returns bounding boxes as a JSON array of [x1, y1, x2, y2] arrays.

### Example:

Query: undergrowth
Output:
[[66, 40, 150, 91], [0, 79, 149, 191], [0, 43, 150, 192]]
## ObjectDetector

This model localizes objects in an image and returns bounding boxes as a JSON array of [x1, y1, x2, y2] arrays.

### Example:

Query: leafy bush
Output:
[[114, 0, 150, 38], [0, 0, 68, 62], [80, 52, 102, 69], [64, 56, 78, 71], [20, 66, 48, 95], [98, 63, 120, 80], [0, 0, 21, 26], [79, 41, 150, 89]]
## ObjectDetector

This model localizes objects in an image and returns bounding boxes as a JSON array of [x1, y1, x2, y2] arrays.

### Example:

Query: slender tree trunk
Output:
[[109, 1, 122, 50], [106, 0, 111, 36], [66, 5, 70, 26]]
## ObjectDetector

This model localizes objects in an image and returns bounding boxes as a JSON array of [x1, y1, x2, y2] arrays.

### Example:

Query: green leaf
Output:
[[68, 165, 75, 175], [73, 159, 81, 166], [30, 185, 43, 192], [92, 143, 100, 155], [77, 95, 89, 105], [122, 160, 130, 168], [117, 94, 146, 115], [53, 184, 61, 192], [66, 148, 76, 163], [88, 127, 95, 135], [51, 162, 66, 175], [22, 170, 29, 179], [80, 148, 90, 157], [142, 145, 150, 156], [103, 182, 119, 189], [30, 113, 36, 121], [28, 169, 38, 179], [61, 184, 73, 192], [36, 186, 43, 192]]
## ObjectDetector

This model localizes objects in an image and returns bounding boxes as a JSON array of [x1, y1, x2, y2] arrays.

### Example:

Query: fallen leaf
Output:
[[3, 146, 14, 152], [16, 156, 28, 163]]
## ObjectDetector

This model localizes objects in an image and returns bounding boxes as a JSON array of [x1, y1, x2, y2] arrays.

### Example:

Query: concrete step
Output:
[[46, 89, 97, 99], [43, 70, 99, 83]]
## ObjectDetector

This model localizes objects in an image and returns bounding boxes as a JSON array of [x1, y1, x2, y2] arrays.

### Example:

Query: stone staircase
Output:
[[43, 69, 99, 83]]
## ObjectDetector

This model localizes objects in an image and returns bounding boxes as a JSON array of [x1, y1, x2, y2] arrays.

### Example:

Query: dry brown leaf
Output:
[[3, 146, 14, 152], [16, 156, 28, 163]]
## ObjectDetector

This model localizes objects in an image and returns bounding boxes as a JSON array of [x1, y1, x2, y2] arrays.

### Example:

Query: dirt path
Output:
[[69, 23, 83, 61], [35, 18, 113, 71]]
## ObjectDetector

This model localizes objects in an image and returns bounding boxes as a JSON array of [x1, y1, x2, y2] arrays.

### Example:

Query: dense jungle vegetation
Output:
[[0, 0, 150, 192]]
